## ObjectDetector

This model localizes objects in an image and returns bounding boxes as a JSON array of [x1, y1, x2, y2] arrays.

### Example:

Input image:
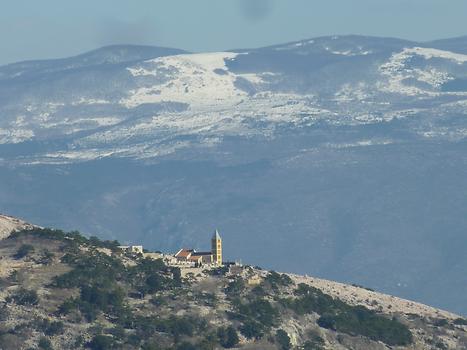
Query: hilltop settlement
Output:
[[0, 214, 466, 350]]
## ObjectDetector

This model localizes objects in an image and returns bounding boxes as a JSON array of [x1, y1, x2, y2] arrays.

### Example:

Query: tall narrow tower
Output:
[[211, 229, 222, 265]]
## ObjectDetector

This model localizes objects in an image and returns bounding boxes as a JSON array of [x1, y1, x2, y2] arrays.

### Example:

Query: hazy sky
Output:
[[2, 0, 467, 65]]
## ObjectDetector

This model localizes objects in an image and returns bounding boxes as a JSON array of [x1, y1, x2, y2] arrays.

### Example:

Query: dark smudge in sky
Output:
[[94, 18, 159, 46], [238, 0, 275, 21]]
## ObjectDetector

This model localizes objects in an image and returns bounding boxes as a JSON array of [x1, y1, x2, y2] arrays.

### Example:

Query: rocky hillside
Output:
[[0, 215, 35, 240], [0, 218, 465, 350]]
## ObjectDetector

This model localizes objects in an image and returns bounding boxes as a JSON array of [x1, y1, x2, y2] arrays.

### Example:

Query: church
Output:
[[175, 230, 223, 266]]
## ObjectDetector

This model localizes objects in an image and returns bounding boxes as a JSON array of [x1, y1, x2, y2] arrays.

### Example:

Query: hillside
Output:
[[0, 218, 465, 349], [0, 35, 467, 317], [0, 215, 35, 240]]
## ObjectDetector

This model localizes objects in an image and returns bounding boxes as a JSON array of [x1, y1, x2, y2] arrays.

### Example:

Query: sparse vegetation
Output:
[[281, 283, 413, 346], [0, 227, 460, 349]]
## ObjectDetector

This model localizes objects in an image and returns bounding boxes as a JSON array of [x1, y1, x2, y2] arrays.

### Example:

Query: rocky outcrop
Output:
[[0, 214, 35, 239]]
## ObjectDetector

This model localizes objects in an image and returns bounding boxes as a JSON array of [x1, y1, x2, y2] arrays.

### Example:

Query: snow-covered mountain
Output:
[[1, 35, 467, 162], [0, 36, 466, 316]]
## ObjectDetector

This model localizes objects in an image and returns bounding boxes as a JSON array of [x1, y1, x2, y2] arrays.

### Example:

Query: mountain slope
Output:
[[0, 35, 466, 317], [0, 221, 465, 350]]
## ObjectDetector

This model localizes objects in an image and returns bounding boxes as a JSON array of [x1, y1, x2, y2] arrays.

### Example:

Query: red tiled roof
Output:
[[175, 249, 194, 258]]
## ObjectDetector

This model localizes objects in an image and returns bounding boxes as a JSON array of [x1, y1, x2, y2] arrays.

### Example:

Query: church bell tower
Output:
[[211, 229, 222, 265]]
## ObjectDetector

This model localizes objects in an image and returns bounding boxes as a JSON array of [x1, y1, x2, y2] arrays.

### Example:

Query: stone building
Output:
[[175, 230, 223, 266]]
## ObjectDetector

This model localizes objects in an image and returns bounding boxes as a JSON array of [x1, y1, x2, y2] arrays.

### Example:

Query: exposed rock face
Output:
[[0, 214, 34, 239]]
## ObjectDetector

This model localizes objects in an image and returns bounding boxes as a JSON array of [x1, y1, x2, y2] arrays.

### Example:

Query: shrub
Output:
[[209, 265, 229, 276], [39, 250, 55, 265], [236, 298, 279, 328], [265, 272, 293, 289], [176, 342, 197, 350], [38, 337, 53, 350], [454, 318, 467, 326], [172, 267, 182, 286], [217, 326, 239, 348], [225, 278, 245, 296], [57, 298, 76, 315], [35, 318, 64, 336], [44, 320, 64, 336], [275, 329, 291, 350], [150, 295, 167, 307], [14, 244, 34, 259], [239, 320, 264, 340], [88, 335, 115, 350], [433, 318, 449, 327], [303, 331, 325, 350], [7, 288, 39, 306]]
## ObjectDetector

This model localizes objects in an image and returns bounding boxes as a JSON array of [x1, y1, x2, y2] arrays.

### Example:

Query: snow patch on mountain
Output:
[[377, 47, 462, 95], [408, 47, 467, 64], [0, 128, 34, 144], [122, 52, 249, 109]]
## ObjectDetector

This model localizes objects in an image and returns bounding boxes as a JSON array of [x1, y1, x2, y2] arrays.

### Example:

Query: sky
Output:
[[2, 0, 467, 65]]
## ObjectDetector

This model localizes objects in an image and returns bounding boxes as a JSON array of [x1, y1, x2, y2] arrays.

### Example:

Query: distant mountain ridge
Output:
[[0, 35, 466, 317], [0, 45, 187, 81]]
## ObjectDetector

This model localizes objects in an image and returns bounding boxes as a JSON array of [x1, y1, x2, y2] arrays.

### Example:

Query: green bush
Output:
[[217, 326, 239, 348], [265, 272, 293, 289], [302, 340, 324, 350], [37, 319, 64, 336], [433, 318, 449, 327], [39, 250, 55, 265], [236, 298, 279, 328], [209, 265, 229, 276], [7, 288, 39, 306], [176, 342, 197, 350], [275, 329, 291, 350], [132, 315, 200, 339], [302, 332, 325, 350], [14, 244, 34, 259], [88, 335, 115, 350], [454, 318, 467, 326], [38, 337, 53, 350], [225, 278, 245, 296], [239, 320, 264, 340]]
